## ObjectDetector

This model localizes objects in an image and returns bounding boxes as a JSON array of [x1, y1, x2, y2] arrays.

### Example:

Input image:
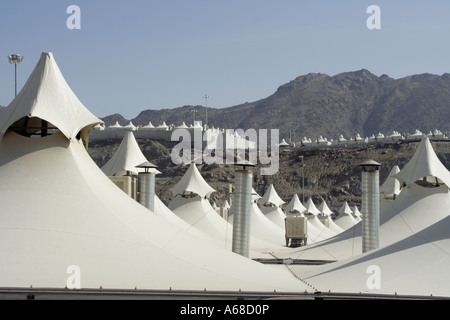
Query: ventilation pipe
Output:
[[136, 161, 158, 212], [232, 161, 255, 258], [359, 160, 381, 253]]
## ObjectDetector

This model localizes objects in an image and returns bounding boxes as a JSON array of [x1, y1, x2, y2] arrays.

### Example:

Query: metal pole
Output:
[[203, 95, 209, 128], [299, 156, 305, 203], [15, 63, 17, 97], [302, 164, 305, 203]]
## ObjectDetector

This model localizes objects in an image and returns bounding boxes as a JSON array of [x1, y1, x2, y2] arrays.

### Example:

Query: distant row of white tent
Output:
[[90, 120, 257, 150], [279, 129, 448, 149]]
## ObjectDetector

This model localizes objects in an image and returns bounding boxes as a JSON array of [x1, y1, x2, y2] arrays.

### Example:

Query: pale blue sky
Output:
[[1, 1, 450, 119]]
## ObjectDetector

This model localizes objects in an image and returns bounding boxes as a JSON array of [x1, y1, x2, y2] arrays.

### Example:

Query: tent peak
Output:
[[0, 51, 102, 147]]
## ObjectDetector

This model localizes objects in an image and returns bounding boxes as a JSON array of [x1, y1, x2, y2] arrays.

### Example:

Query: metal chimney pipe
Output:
[[359, 160, 381, 253], [232, 161, 255, 258], [136, 161, 158, 212]]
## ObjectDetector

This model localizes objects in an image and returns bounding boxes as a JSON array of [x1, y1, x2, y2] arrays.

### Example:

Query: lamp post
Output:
[[191, 108, 197, 125], [202, 94, 209, 128], [299, 156, 305, 203], [8, 54, 24, 96]]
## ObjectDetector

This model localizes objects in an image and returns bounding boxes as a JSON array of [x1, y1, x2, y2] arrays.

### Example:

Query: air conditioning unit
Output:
[[109, 176, 137, 200], [285, 216, 308, 247]]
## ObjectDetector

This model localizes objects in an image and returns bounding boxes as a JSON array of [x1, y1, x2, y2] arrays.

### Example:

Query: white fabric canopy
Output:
[[258, 184, 285, 207], [394, 137, 450, 188], [318, 200, 333, 216], [170, 163, 216, 199], [284, 194, 307, 214], [0, 52, 102, 146], [334, 201, 358, 231], [305, 198, 321, 216], [101, 131, 150, 176], [380, 165, 401, 199]]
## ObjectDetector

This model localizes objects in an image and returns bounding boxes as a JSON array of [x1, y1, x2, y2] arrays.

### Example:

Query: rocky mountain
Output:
[[101, 69, 450, 141]]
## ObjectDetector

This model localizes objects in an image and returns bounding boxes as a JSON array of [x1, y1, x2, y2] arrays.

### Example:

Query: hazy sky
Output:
[[1, 1, 450, 119]]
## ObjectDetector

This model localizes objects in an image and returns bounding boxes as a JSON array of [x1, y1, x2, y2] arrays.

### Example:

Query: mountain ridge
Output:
[[100, 69, 450, 140]]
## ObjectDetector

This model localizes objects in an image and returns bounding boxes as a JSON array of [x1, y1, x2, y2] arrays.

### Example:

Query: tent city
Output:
[[0, 51, 450, 302]]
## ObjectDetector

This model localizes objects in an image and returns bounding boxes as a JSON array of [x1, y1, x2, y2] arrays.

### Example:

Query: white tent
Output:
[[284, 194, 306, 215], [318, 200, 333, 216], [176, 122, 189, 129], [0, 52, 306, 293], [101, 131, 149, 176], [352, 205, 362, 222], [318, 200, 345, 234], [258, 185, 287, 229], [380, 165, 401, 199], [278, 138, 289, 147], [99, 131, 206, 235], [258, 184, 285, 208], [409, 129, 423, 139], [334, 201, 357, 230], [222, 200, 231, 209], [123, 121, 137, 130], [304, 198, 337, 241], [108, 121, 122, 129], [142, 121, 155, 129], [304, 198, 321, 216], [157, 122, 169, 130], [170, 163, 216, 199], [394, 137, 450, 189], [0, 52, 101, 147]]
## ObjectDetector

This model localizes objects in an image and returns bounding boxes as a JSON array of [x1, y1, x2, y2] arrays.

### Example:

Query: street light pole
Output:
[[8, 54, 24, 97], [299, 156, 305, 203], [202, 94, 210, 128], [191, 108, 197, 125]]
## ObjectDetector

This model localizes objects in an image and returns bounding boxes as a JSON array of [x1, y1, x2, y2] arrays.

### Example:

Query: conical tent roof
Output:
[[338, 201, 353, 215], [394, 137, 450, 188], [221, 200, 230, 209], [0, 52, 102, 147], [284, 194, 306, 214], [305, 198, 321, 216], [101, 131, 149, 176], [318, 200, 334, 216], [352, 205, 362, 221], [170, 163, 216, 199], [380, 165, 401, 199], [258, 184, 285, 207]]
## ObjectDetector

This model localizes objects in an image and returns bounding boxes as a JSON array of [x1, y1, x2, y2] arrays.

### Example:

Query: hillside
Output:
[[100, 69, 450, 141]]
